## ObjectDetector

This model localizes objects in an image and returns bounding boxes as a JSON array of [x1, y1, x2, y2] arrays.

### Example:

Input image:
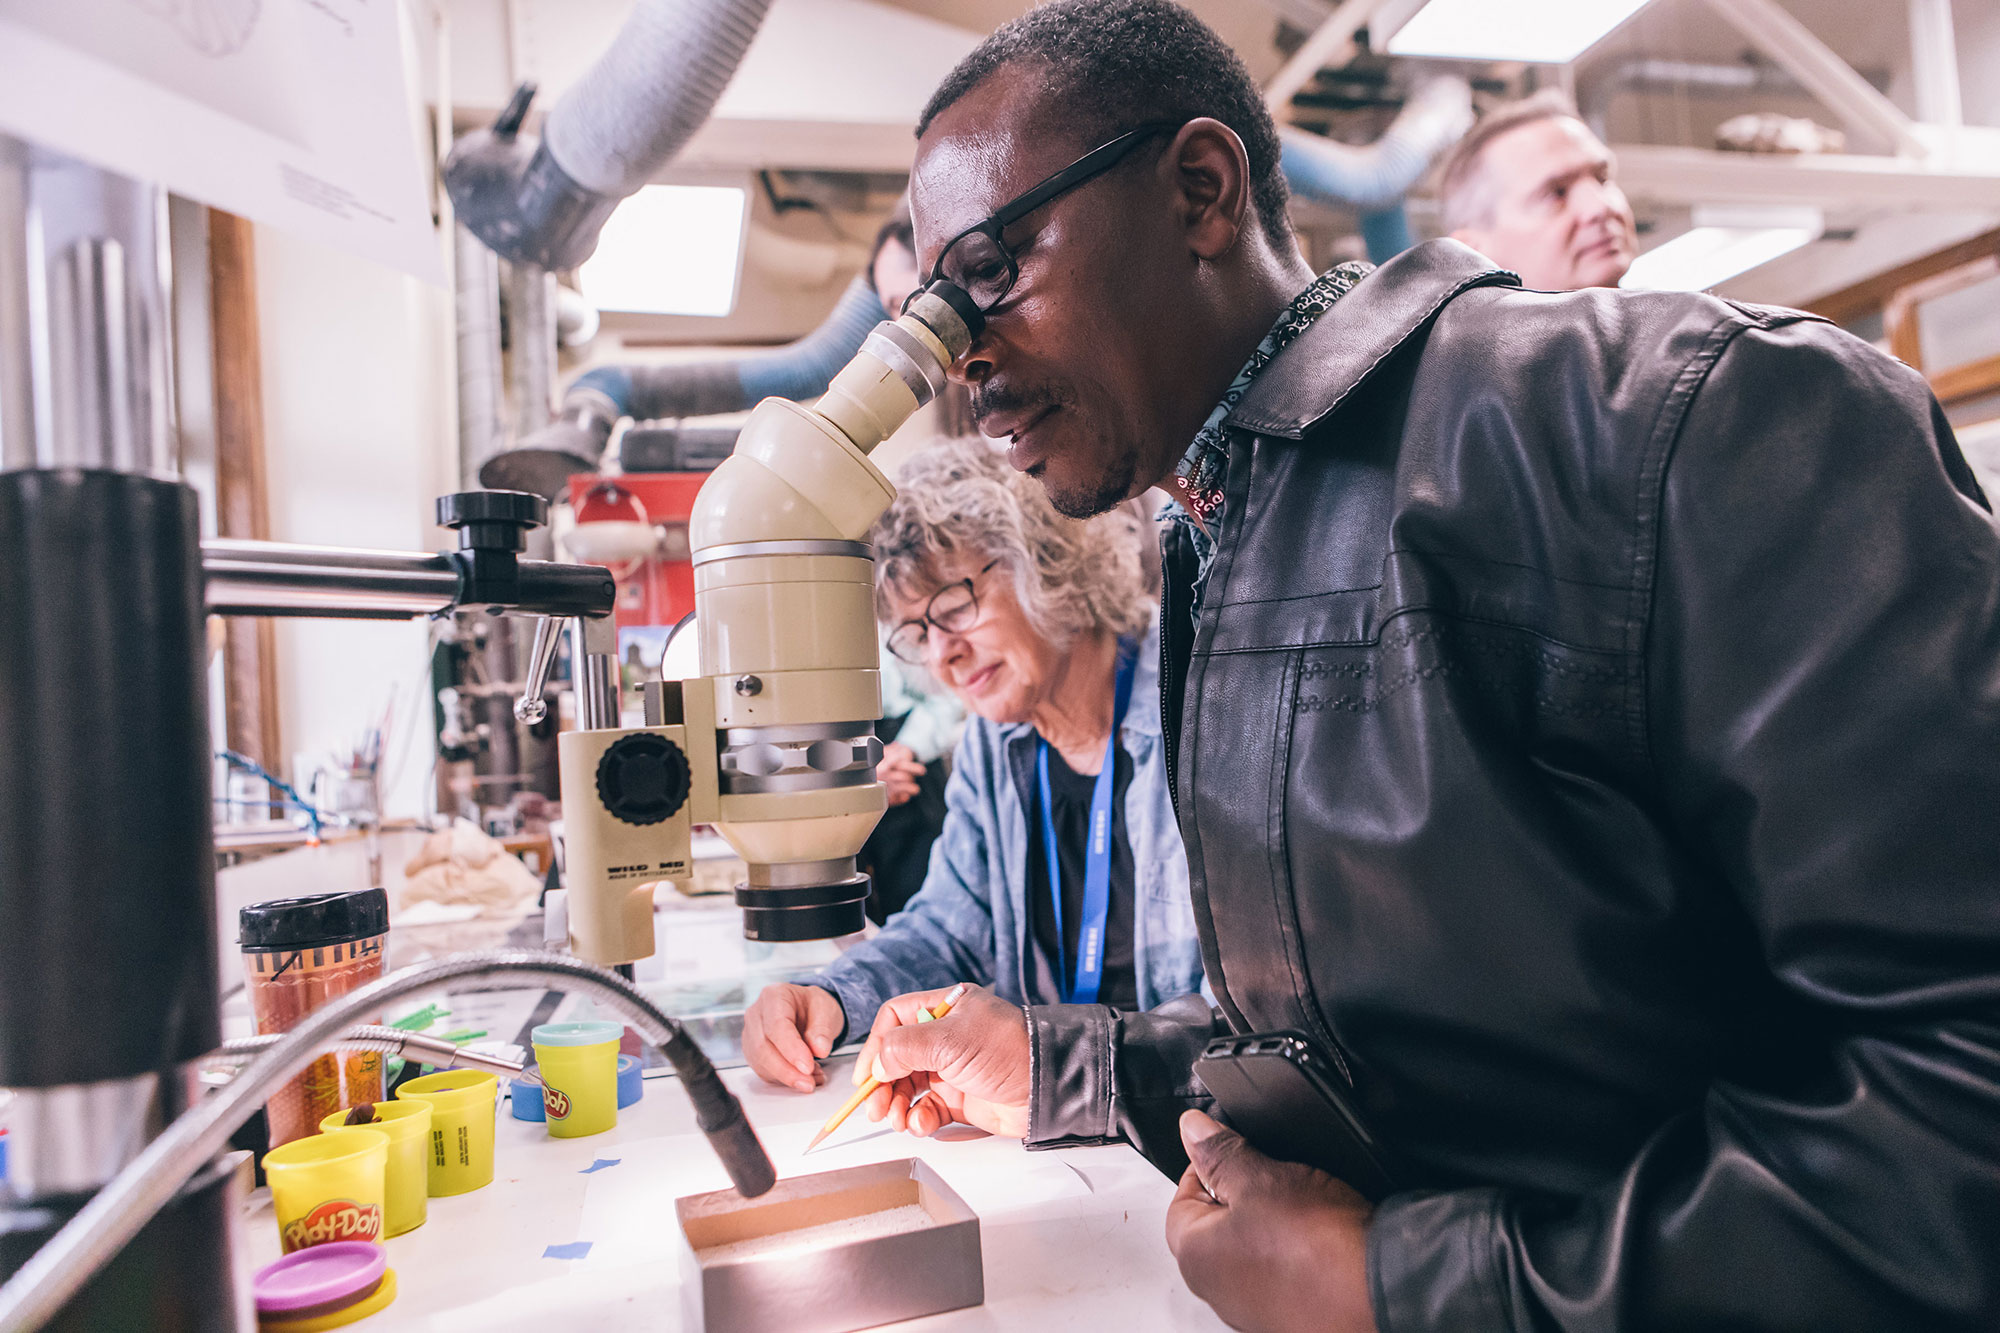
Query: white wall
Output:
[[254, 223, 457, 820]]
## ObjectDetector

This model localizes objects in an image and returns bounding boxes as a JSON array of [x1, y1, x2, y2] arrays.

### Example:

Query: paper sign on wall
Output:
[[0, 0, 444, 284]]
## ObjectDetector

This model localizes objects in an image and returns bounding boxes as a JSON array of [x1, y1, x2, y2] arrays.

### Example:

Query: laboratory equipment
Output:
[[532, 279, 983, 961]]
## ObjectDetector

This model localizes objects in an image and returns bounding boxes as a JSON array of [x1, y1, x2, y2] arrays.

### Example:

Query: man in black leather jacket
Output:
[[849, 4, 2000, 1330]]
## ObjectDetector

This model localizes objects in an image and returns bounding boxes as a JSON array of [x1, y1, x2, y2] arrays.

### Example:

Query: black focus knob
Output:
[[436, 490, 548, 553], [595, 733, 690, 826]]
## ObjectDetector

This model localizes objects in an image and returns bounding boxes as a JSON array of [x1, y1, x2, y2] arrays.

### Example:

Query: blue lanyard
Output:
[[1036, 638, 1138, 1004]]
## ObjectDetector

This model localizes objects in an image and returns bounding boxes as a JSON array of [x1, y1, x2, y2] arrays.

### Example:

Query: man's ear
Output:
[[1167, 118, 1254, 261]]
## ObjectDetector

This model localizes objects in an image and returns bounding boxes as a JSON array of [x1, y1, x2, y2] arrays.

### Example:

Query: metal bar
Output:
[[1263, 0, 1390, 121], [0, 136, 34, 470], [514, 615, 562, 724], [1907, 0, 1962, 131], [569, 613, 622, 729], [1696, 0, 1927, 158], [1612, 142, 2000, 211], [506, 261, 557, 441], [202, 539, 460, 618]]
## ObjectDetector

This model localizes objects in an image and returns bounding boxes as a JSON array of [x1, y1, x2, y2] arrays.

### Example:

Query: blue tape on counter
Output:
[[543, 1242, 593, 1260], [617, 1054, 643, 1109], [510, 1076, 546, 1122], [579, 1158, 620, 1175]]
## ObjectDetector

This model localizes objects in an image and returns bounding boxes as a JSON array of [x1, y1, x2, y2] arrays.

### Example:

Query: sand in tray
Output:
[[695, 1204, 939, 1264]]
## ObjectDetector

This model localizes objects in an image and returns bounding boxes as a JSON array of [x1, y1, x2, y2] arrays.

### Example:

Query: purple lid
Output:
[[252, 1242, 386, 1313]]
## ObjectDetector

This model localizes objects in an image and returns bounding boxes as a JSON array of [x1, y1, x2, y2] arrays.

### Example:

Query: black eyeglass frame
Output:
[[886, 558, 1004, 664], [908, 121, 1184, 316]]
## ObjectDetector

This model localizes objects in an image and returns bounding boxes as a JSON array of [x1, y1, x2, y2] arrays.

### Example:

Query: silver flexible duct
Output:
[[1279, 76, 1475, 211], [445, 0, 775, 272], [543, 0, 771, 201], [0, 951, 773, 1333], [454, 222, 505, 488]]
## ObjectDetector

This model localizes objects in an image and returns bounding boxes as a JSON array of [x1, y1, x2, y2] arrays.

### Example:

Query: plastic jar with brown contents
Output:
[[240, 888, 390, 1147]]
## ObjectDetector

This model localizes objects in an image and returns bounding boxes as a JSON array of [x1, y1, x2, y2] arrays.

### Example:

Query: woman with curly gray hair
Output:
[[744, 436, 1204, 1097]]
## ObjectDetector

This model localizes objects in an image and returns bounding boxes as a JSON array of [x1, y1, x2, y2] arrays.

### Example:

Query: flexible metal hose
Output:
[[0, 951, 773, 1333], [214, 1025, 534, 1083]]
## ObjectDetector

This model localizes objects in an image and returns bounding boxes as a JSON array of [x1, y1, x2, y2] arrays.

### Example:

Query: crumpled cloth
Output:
[[393, 819, 541, 958]]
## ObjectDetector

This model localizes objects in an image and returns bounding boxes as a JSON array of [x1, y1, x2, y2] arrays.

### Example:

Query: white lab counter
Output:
[[241, 1054, 1228, 1331]]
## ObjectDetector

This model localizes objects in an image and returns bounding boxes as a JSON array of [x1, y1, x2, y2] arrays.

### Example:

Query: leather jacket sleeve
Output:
[[1367, 315, 2000, 1330], [1024, 992, 1223, 1179]]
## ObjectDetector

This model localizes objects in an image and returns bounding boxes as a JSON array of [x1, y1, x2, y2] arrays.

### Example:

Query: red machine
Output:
[[563, 473, 708, 631]]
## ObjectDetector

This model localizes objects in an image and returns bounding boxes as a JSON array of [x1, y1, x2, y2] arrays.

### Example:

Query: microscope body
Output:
[[555, 289, 977, 959]]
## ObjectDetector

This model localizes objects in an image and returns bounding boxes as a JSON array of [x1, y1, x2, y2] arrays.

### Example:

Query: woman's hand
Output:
[[878, 741, 926, 806], [741, 983, 845, 1093], [853, 985, 1031, 1139]]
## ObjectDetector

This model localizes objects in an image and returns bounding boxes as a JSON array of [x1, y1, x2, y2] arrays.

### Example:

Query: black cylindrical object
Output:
[[0, 469, 218, 1085], [0, 1154, 244, 1333], [734, 875, 872, 942]]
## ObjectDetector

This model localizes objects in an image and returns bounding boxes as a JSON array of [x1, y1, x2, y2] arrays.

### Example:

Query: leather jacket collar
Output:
[[1227, 239, 1518, 441]]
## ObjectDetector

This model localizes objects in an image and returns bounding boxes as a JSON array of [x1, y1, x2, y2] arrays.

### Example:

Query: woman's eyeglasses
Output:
[[887, 559, 1003, 663], [909, 122, 1182, 317]]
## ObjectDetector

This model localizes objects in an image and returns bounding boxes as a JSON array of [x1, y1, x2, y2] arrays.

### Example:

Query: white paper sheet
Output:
[[570, 1120, 1093, 1274], [0, 0, 443, 283]]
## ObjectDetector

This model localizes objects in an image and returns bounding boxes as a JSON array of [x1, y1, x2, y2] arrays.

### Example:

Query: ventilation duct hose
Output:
[[480, 274, 887, 497], [446, 0, 774, 272], [1279, 76, 1475, 214]]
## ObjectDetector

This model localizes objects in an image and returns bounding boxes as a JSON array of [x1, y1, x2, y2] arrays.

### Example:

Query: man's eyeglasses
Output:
[[886, 559, 1003, 664], [911, 121, 1182, 317]]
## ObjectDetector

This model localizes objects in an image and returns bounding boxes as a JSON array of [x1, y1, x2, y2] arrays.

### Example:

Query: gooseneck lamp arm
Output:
[[0, 952, 775, 1333]]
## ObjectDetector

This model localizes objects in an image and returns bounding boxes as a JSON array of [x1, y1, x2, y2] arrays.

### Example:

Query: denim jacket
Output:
[[810, 618, 1204, 1039]]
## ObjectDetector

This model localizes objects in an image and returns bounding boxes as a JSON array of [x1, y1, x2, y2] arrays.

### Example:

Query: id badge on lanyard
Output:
[[1036, 638, 1138, 1004]]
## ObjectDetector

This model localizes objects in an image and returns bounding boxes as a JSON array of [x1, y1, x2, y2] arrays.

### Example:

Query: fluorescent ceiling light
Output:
[[1621, 205, 1824, 292], [1384, 0, 1653, 64], [578, 183, 748, 318]]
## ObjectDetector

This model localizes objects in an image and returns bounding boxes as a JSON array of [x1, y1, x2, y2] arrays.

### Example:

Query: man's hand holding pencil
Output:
[[853, 984, 1032, 1140]]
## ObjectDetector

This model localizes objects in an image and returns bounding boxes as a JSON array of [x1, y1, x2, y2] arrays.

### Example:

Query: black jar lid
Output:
[[239, 888, 389, 951]]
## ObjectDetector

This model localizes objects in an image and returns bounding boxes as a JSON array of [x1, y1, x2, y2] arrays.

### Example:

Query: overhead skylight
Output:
[[577, 183, 748, 318], [1622, 206, 1825, 292], [1383, 0, 1654, 64]]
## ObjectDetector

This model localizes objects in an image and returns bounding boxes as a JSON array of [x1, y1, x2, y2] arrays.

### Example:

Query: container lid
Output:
[[531, 1021, 623, 1048], [251, 1241, 385, 1313], [240, 889, 388, 951]]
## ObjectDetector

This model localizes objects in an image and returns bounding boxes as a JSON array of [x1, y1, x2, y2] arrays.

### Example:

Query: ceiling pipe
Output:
[[445, 0, 775, 273]]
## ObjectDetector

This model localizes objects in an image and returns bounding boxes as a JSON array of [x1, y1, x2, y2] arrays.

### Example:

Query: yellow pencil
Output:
[[805, 984, 967, 1153]]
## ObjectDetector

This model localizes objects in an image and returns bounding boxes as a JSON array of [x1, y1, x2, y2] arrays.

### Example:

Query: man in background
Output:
[[1437, 90, 1637, 290]]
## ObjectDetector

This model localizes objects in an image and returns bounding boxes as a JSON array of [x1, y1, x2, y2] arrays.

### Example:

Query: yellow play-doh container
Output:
[[531, 1021, 622, 1138], [394, 1070, 497, 1196], [320, 1098, 430, 1236], [264, 1127, 389, 1255]]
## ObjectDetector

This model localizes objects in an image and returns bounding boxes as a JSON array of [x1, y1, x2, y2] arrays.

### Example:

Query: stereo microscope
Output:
[[522, 282, 982, 961]]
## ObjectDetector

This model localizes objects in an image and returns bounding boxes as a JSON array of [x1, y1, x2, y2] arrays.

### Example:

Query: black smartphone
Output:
[[1192, 1029, 1400, 1202]]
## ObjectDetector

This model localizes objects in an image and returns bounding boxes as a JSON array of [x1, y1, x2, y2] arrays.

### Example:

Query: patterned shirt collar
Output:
[[1168, 261, 1371, 530]]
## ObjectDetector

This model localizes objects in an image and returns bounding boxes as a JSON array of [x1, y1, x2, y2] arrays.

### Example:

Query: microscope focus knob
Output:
[[436, 490, 549, 553], [594, 733, 690, 826]]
